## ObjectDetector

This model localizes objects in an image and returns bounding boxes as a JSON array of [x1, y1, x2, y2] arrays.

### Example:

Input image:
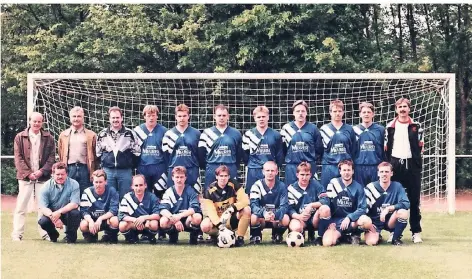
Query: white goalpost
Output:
[[27, 73, 456, 214]]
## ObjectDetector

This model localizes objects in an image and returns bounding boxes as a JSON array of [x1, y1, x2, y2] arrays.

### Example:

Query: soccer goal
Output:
[[27, 73, 456, 214]]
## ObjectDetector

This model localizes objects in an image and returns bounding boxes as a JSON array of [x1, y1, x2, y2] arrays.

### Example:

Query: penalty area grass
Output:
[[2, 212, 472, 279]]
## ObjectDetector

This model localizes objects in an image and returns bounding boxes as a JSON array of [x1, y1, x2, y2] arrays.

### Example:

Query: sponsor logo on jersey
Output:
[[292, 141, 308, 153], [176, 146, 192, 157], [143, 145, 160, 156], [255, 144, 271, 155], [360, 140, 375, 152], [330, 143, 347, 155], [92, 209, 106, 218], [214, 146, 232, 157], [336, 196, 353, 208]]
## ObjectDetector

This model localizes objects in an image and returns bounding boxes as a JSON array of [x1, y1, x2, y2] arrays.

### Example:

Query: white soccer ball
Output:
[[286, 231, 304, 247], [217, 228, 236, 248]]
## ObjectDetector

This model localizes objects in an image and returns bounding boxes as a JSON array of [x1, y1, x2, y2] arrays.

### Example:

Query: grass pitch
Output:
[[2, 212, 472, 279]]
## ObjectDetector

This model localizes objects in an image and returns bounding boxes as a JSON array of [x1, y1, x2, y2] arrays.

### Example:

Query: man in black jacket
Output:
[[384, 97, 424, 244]]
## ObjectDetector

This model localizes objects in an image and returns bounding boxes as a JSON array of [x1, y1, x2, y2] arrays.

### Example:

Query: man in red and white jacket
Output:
[[384, 97, 424, 244]]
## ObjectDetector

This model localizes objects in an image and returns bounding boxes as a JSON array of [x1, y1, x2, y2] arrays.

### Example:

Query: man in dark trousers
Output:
[[384, 97, 424, 244]]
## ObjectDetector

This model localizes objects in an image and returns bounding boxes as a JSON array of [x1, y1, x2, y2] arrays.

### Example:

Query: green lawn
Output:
[[2, 212, 472, 279]]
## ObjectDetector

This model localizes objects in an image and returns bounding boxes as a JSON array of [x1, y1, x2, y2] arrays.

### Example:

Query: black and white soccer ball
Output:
[[286, 231, 304, 247], [217, 228, 236, 248]]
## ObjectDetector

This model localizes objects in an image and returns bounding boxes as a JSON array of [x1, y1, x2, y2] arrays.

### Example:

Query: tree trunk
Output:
[[397, 4, 404, 61], [423, 4, 438, 71], [373, 5, 382, 56], [406, 4, 417, 61]]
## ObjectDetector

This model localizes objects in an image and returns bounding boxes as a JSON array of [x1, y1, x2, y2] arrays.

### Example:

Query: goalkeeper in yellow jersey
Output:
[[200, 165, 251, 247]]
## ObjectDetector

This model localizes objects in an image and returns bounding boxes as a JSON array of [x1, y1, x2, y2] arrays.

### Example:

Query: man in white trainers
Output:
[[384, 98, 424, 244]]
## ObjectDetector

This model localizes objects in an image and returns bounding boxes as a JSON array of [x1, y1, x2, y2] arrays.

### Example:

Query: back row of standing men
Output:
[[11, 98, 424, 243]]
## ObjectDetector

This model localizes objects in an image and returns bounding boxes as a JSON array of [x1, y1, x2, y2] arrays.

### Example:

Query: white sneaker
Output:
[[387, 232, 394, 243], [412, 233, 423, 244], [41, 234, 51, 241], [12, 236, 22, 241]]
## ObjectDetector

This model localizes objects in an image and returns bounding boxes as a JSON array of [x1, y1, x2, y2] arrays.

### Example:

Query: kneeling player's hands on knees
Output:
[[340, 217, 350, 230], [175, 221, 184, 232], [54, 219, 64, 229]]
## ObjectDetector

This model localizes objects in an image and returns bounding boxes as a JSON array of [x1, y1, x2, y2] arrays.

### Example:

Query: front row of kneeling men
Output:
[[38, 160, 410, 246]]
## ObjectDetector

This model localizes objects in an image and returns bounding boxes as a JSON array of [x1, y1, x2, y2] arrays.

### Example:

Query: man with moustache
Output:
[[96, 106, 141, 200], [384, 97, 424, 244], [280, 100, 323, 186], [37, 162, 81, 243]]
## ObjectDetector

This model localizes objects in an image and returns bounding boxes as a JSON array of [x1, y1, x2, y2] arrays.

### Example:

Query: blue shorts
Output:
[[321, 164, 340, 188], [245, 168, 264, 194], [137, 163, 167, 196], [204, 163, 238, 190], [167, 166, 202, 193], [331, 216, 354, 234], [372, 214, 393, 233], [354, 165, 378, 187]]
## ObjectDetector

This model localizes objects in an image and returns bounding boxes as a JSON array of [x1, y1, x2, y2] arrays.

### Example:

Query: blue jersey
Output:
[[118, 191, 160, 221], [242, 127, 284, 169], [249, 179, 288, 220], [159, 185, 201, 214], [353, 123, 385, 165], [287, 179, 328, 217], [326, 178, 366, 221], [280, 121, 323, 164], [365, 181, 410, 218], [134, 123, 168, 166], [320, 123, 356, 165], [162, 126, 201, 169], [198, 126, 242, 166], [80, 186, 119, 218]]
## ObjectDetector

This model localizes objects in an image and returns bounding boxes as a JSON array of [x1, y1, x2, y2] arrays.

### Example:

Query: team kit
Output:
[[12, 98, 425, 247]]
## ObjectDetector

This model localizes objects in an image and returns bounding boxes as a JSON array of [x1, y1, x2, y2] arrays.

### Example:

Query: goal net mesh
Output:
[[31, 76, 451, 208]]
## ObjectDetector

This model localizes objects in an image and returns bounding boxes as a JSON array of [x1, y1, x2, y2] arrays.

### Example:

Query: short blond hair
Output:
[[143, 105, 159, 117], [175, 104, 189, 114], [172, 166, 187, 176], [395, 97, 411, 108], [253, 106, 269, 116], [329, 99, 344, 111]]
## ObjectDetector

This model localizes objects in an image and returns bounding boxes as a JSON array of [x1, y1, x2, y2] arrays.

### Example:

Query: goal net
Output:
[[28, 73, 456, 213]]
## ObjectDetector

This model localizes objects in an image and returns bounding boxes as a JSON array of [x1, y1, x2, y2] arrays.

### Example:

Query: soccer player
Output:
[[287, 162, 330, 245], [353, 102, 385, 186], [96, 106, 141, 200], [163, 104, 202, 193], [79, 169, 119, 243], [242, 106, 284, 194], [134, 105, 168, 197], [384, 97, 424, 243], [198, 104, 243, 190], [200, 165, 251, 247], [37, 162, 81, 243], [319, 160, 371, 247], [159, 166, 202, 245], [281, 100, 323, 186], [364, 162, 410, 246], [118, 175, 160, 244], [249, 161, 289, 244], [320, 99, 357, 187]]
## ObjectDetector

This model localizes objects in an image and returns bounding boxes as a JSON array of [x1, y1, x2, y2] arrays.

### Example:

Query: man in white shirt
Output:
[[384, 97, 424, 244]]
